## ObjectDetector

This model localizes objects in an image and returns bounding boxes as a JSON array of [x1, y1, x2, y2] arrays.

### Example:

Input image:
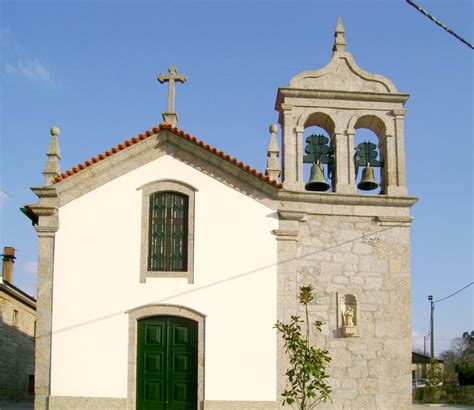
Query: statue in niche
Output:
[[344, 307, 354, 326], [340, 293, 357, 337]]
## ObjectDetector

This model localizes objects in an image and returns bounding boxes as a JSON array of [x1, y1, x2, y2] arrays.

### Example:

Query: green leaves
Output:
[[299, 285, 314, 305], [426, 358, 444, 393], [275, 285, 332, 409]]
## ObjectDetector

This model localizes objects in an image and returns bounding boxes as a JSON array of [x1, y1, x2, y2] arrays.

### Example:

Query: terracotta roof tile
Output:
[[53, 122, 282, 188]]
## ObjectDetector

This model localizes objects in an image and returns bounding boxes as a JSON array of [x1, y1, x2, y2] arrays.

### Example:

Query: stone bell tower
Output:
[[273, 19, 417, 409], [275, 18, 408, 196]]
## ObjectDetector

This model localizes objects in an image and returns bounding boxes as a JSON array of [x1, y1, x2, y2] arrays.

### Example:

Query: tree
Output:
[[274, 285, 332, 409], [440, 349, 459, 385], [426, 358, 443, 393], [440, 330, 474, 385]]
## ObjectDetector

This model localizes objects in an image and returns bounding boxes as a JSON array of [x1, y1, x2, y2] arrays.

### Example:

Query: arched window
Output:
[[148, 191, 188, 271], [138, 179, 197, 283], [300, 112, 336, 192], [353, 115, 387, 194]]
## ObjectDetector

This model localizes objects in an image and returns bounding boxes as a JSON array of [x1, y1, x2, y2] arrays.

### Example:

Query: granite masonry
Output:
[[273, 18, 416, 410]]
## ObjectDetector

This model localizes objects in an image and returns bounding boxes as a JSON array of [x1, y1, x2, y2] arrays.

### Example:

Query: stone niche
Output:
[[338, 293, 358, 337]]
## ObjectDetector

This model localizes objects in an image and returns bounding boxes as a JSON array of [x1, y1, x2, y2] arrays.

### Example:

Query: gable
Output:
[[53, 123, 281, 208]]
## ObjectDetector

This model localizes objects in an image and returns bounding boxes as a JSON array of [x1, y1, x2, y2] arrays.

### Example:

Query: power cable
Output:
[[434, 282, 474, 304], [424, 282, 473, 351], [405, 0, 474, 49]]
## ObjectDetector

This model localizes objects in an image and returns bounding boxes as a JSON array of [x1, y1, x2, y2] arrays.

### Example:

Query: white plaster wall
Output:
[[50, 155, 278, 401]]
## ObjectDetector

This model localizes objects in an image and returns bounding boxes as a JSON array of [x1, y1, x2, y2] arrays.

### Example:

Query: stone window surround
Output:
[[138, 179, 197, 284], [127, 304, 206, 410]]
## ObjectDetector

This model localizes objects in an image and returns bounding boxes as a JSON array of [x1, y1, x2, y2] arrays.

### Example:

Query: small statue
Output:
[[344, 307, 354, 327]]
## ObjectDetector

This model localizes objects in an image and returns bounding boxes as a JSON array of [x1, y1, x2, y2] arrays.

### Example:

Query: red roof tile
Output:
[[53, 123, 282, 188]]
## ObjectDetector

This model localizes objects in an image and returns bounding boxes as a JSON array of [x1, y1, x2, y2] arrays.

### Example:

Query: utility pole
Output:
[[428, 295, 434, 358], [423, 335, 427, 355]]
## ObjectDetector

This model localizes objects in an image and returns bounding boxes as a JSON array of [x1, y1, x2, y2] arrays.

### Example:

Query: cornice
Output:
[[374, 216, 413, 227], [275, 88, 409, 110], [28, 205, 58, 217], [276, 189, 418, 208], [278, 210, 307, 221], [31, 186, 58, 198], [272, 229, 299, 241]]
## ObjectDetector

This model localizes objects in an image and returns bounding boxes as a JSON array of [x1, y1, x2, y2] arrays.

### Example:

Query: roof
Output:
[[53, 122, 282, 188], [412, 352, 444, 364], [0, 279, 36, 310]]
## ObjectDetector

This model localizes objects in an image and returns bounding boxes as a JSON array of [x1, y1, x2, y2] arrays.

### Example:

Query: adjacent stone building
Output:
[[0, 247, 37, 401], [26, 19, 416, 409]]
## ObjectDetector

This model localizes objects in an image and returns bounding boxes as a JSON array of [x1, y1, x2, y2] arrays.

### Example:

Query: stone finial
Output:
[[43, 126, 61, 185], [157, 65, 187, 126], [332, 17, 346, 52], [265, 124, 281, 180]]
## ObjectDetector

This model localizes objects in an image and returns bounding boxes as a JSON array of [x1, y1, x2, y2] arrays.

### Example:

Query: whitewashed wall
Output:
[[50, 155, 278, 401]]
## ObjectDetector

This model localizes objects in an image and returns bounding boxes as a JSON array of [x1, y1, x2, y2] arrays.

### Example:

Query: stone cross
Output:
[[157, 66, 187, 114]]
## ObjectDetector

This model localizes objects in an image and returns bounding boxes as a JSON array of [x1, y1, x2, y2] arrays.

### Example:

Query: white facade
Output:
[[50, 154, 278, 401]]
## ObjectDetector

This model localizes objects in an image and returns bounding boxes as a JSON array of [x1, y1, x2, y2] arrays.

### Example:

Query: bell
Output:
[[357, 164, 379, 191], [305, 163, 330, 192]]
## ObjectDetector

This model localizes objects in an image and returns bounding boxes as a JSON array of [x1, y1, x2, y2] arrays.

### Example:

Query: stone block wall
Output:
[[277, 212, 412, 409], [0, 292, 36, 401]]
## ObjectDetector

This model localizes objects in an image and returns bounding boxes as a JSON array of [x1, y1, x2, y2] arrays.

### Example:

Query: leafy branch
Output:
[[275, 285, 332, 409]]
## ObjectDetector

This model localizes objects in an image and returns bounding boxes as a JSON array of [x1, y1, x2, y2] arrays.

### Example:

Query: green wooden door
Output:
[[136, 316, 198, 410]]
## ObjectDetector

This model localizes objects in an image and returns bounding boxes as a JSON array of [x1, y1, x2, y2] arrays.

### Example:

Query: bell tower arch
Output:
[[275, 18, 409, 196]]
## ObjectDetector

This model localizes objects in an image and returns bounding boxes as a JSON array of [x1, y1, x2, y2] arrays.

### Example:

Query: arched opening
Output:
[[302, 113, 335, 192], [353, 115, 386, 194], [127, 304, 205, 409]]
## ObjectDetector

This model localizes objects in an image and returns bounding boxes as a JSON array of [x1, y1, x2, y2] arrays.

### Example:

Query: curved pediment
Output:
[[289, 51, 397, 94]]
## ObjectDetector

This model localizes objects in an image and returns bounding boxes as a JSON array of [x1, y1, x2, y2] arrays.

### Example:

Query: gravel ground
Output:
[[413, 405, 474, 409]]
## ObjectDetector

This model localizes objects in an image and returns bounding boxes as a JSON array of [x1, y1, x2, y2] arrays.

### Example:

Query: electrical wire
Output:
[[424, 282, 472, 354], [405, 0, 474, 49], [434, 282, 474, 304]]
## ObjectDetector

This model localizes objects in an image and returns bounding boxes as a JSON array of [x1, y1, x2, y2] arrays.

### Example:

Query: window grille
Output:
[[148, 192, 188, 271]]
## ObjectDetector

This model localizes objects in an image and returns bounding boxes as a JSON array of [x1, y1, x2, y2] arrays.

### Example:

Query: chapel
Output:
[[27, 19, 417, 409]]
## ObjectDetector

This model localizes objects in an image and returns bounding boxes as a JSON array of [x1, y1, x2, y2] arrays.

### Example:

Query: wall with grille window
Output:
[[50, 154, 278, 402]]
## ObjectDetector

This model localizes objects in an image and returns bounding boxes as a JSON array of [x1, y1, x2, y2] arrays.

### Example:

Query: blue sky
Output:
[[1, 0, 472, 355]]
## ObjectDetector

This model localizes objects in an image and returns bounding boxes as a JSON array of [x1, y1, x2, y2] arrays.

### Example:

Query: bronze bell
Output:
[[305, 162, 330, 192], [357, 164, 379, 191]]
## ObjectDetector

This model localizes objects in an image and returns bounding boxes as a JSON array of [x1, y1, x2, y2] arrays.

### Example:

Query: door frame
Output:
[[127, 304, 206, 409]]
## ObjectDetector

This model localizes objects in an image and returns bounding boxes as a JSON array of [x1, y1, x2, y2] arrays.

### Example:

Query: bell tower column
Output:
[[280, 103, 303, 190], [393, 109, 408, 195], [295, 125, 305, 186], [334, 130, 356, 194]]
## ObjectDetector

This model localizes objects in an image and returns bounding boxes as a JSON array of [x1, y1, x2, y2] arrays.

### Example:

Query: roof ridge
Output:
[[53, 122, 282, 188]]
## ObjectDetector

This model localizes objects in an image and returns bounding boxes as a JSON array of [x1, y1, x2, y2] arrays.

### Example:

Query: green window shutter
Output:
[[148, 192, 188, 272]]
